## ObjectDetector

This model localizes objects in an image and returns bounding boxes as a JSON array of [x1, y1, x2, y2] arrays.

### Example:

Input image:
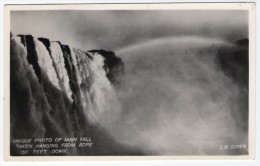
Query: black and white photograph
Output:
[[4, 3, 256, 159]]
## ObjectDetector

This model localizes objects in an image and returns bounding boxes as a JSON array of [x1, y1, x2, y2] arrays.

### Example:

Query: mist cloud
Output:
[[102, 36, 248, 155]]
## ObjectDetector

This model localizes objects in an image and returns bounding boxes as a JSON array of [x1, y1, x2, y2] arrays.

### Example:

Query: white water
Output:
[[88, 52, 121, 125], [50, 41, 73, 101], [13, 36, 121, 127], [34, 38, 61, 90]]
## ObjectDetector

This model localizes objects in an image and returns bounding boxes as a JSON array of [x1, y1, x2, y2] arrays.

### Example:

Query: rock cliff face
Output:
[[10, 35, 133, 156]]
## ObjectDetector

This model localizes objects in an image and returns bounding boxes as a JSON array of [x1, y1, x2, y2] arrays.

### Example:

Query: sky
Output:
[[11, 10, 248, 52]]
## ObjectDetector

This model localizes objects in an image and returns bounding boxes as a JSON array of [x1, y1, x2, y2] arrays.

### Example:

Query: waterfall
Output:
[[10, 35, 125, 155], [10, 34, 248, 156]]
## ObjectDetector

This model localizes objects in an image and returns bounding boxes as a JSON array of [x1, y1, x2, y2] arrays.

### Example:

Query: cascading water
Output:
[[10, 34, 248, 156], [10, 35, 128, 156]]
